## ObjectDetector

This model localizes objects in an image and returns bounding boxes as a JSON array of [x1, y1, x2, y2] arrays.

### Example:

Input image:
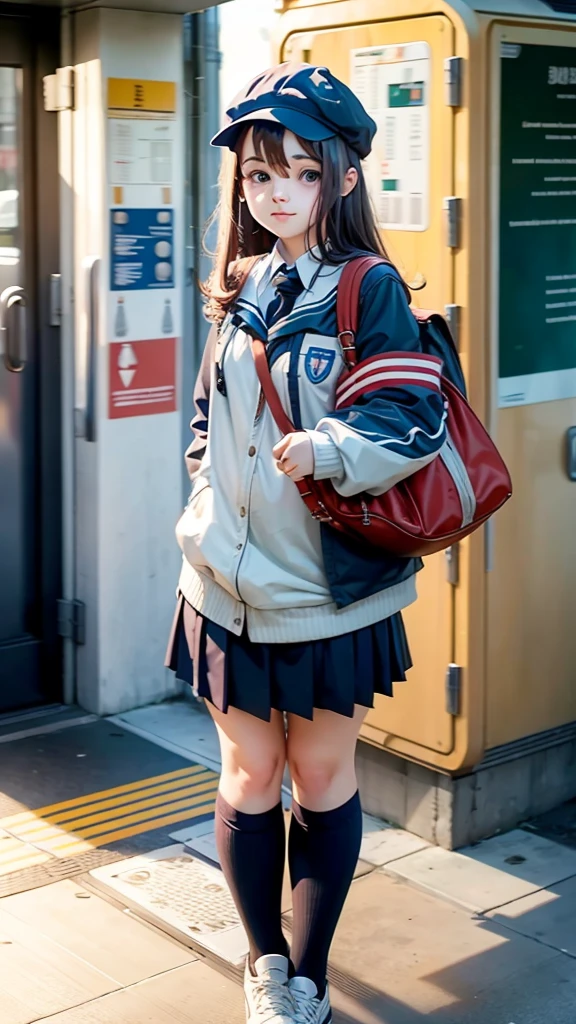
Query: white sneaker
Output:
[[289, 976, 332, 1024], [244, 954, 296, 1023]]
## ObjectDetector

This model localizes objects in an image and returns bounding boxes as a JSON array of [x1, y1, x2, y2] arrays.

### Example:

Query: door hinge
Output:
[[444, 304, 462, 351], [43, 66, 75, 112], [444, 57, 464, 107], [57, 599, 86, 645], [444, 196, 462, 249], [446, 663, 462, 716], [445, 543, 460, 586]]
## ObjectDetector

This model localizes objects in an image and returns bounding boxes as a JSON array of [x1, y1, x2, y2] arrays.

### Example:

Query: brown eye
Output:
[[251, 171, 270, 184]]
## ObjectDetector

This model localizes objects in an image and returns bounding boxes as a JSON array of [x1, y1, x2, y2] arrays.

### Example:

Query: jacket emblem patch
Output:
[[304, 347, 336, 384]]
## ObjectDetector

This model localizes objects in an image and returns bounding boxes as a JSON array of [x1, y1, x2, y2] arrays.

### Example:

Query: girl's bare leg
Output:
[[286, 704, 367, 812], [208, 702, 286, 812]]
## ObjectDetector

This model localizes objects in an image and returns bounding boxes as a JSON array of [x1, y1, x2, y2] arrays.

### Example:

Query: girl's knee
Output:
[[222, 748, 285, 801], [287, 749, 342, 801]]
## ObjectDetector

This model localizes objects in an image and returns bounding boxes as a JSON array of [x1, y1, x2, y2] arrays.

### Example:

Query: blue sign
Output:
[[110, 207, 174, 291]]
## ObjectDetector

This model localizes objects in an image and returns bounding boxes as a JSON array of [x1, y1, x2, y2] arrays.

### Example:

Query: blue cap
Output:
[[211, 63, 376, 160]]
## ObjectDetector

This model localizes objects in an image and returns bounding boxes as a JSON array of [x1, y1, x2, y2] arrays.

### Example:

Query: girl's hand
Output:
[[272, 432, 314, 482]]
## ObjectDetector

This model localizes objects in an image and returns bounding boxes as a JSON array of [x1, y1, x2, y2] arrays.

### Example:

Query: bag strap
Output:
[[252, 335, 320, 507], [337, 255, 390, 368], [252, 336, 296, 435]]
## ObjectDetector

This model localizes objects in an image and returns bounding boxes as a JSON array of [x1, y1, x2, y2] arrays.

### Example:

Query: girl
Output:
[[166, 64, 446, 1024]]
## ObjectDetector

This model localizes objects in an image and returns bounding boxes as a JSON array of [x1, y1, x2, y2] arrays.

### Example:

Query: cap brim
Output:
[[210, 107, 336, 149]]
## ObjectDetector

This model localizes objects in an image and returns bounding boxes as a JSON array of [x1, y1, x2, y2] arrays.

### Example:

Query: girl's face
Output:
[[239, 128, 322, 249]]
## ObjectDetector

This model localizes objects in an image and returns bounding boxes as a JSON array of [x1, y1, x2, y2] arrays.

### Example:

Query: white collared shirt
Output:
[[256, 241, 326, 313]]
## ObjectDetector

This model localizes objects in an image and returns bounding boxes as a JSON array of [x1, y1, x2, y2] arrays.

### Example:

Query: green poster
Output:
[[499, 43, 576, 407]]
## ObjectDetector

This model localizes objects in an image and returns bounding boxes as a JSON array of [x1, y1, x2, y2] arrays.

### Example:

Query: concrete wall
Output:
[[72, 10, 185, 714], [356, 731, 576, 849]]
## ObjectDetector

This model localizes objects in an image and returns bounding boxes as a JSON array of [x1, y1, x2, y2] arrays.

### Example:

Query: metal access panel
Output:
[[486, 22, 576, 750], [280, 9, 462, 768]]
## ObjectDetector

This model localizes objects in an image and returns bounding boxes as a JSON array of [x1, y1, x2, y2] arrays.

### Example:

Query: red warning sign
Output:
[[109, 337, 176, 419]]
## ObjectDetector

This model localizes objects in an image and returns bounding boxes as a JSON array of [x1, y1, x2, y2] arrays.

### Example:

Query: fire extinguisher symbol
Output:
[[114, 296, 128, 337]]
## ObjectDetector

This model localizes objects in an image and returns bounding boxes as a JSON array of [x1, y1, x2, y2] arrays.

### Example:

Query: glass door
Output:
[[0, 13, 61, 711]]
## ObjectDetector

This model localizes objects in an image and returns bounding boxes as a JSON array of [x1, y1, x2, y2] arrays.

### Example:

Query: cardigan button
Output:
[[234, 617, 241, 626], [239, 506, 246, 517], [248, 445, 256, 457]]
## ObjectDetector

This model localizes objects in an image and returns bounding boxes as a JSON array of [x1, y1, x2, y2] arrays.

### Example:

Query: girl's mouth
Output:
[[271, 212, 295, 219]]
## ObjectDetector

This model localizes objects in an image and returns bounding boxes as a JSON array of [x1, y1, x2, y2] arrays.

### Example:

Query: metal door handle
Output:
[[0, 286, 27, 372], [567, 426, 576, 481], [83, 256, 100, 443]]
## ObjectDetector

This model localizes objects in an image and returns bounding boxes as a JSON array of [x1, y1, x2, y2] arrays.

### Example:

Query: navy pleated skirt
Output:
[[165, 593, 411, 722]]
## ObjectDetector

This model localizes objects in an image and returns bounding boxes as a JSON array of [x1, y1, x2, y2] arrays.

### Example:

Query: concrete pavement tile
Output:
[[362, 812, 388, 834], [184, 828, 219, 865], [126, 960, 246, 1022], [0, 904, 118, 1024], [464, 828, 576, 888], [36, 961, 246, 1024], [169, 818, 215, 843], [353, 858, 376, 880], [383, 845, 533, 913], [384, 828, 576, 912], [485, 873, 576, 956], [110, 701, 222, 772], [428, 950, 576, 1024], [1, 879, 196, 986], [323, 869, 557, 1018], [32, 988, 180, 1024], [360, 827, 430, 867]]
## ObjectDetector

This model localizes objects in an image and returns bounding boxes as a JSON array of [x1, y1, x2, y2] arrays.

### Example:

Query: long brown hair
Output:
[[201, 122, 407, 323]]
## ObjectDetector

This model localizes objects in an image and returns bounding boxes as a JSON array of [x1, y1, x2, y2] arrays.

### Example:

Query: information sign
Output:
[[499, 43, 576, 407], [110, 207, 174, 291], [351, 43, 430, 232]]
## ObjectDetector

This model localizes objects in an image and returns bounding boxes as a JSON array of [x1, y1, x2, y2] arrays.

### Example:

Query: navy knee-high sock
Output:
[[288, 791, 363, 995], [215, 792, 289, 968]]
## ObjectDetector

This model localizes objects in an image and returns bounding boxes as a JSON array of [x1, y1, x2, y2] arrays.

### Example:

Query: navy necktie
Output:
[[265, 264, 304, 329]]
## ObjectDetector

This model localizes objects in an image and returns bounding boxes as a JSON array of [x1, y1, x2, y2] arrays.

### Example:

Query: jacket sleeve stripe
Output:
[[336, 352, 442, 404], [337, 371, 442, 408]]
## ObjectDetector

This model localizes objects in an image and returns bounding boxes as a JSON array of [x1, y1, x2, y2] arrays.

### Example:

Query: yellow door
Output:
[[281, 14, 460, 763]]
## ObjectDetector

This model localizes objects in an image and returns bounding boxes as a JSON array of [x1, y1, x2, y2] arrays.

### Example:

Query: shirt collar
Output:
[[266, 241, 327, 292]]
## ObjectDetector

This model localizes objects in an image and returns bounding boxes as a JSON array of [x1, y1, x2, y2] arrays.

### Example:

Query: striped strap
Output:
[[336, 352, 443, 409]]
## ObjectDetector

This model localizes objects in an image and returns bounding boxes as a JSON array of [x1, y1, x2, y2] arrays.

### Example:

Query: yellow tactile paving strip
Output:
[[0, 765, 219, 876]]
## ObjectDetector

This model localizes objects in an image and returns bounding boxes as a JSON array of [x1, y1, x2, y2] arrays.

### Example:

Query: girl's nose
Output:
[[272, 182, 289, 203]]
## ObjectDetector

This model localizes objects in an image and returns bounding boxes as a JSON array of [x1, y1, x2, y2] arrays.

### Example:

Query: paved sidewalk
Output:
[[2, 848, 576, 1023], [1, 700, 575, 1023]]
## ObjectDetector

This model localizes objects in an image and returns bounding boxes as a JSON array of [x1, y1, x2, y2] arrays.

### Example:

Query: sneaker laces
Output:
[[292, 992, 321, 1023], [252, 976, 294, 1018]]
